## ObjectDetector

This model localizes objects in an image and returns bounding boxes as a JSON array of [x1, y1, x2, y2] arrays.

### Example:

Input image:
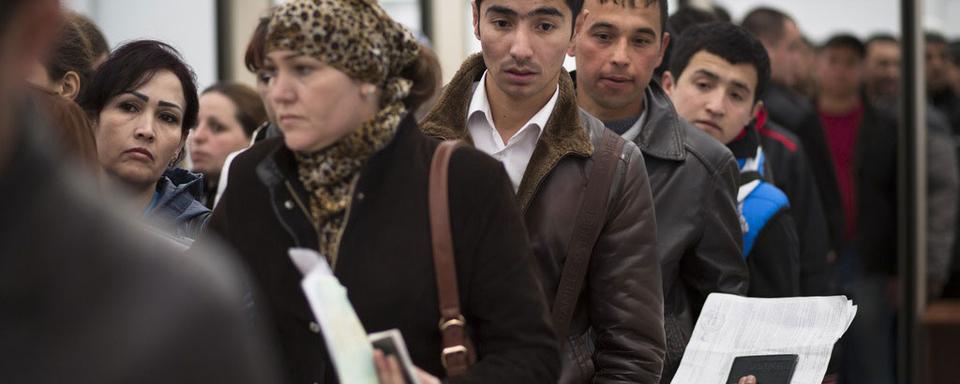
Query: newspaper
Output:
[[671, 293, 857, 384]]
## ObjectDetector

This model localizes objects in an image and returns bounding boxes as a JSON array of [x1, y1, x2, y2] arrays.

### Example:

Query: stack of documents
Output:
[[672, 293, 857, 384]]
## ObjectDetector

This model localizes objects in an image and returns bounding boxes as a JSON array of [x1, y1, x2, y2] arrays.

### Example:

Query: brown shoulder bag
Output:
[[428, 140, 476, 378]]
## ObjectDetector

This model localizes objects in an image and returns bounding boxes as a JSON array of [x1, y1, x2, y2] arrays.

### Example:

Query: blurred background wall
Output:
[[63, 0, 960, 88]]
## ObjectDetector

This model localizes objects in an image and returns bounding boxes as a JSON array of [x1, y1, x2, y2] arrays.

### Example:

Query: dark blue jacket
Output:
[[146, 168, 211, 241]]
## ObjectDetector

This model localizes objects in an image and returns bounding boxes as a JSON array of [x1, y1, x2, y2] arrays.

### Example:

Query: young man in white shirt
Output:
[[421, 0, 665, 382]]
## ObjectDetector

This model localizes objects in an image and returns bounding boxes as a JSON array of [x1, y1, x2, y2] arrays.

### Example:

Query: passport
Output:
[[725, 354, 799, 384]]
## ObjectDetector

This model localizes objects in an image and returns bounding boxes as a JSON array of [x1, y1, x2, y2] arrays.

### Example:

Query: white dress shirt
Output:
[[467, 71, 560, 191]]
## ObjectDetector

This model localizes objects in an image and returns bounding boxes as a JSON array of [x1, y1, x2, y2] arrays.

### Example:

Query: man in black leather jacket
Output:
[[570, 1, 748, 381]]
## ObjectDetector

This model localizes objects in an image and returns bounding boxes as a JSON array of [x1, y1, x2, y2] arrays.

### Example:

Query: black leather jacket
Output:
[[625, 83, 749, 382]]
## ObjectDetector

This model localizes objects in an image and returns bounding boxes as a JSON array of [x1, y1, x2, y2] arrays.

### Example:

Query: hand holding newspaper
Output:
[[671, 293, 857, 384]]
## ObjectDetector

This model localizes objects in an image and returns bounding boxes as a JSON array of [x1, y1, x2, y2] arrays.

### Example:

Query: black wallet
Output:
[[725, 354, 799, 384]]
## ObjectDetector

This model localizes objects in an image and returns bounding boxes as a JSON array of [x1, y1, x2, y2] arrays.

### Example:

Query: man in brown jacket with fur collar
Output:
[[421, 0, 665, 382]]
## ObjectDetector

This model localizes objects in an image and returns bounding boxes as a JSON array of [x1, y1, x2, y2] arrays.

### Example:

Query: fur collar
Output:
[[420, 54, 592, 211]]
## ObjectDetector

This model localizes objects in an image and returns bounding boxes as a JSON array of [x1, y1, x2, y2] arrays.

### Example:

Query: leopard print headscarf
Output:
[[267, 0, 420, 264]]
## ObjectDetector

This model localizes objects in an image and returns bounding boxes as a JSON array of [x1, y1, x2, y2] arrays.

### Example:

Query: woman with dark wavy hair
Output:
[[78, 40, 209, 242]]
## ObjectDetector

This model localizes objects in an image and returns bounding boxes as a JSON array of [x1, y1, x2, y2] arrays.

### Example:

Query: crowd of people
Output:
[[3, 0, 960, 383]]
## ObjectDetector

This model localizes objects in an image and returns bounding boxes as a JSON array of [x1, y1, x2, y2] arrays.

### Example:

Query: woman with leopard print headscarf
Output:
[[199, 0, 560, 383]]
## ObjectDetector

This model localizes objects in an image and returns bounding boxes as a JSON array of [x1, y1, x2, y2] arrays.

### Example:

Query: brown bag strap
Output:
[[551, 129, 625, 342], [428, 140, 473, 377]]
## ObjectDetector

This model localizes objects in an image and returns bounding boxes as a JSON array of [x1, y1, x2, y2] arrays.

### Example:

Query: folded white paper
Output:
[[671, 293, 857, 384], [289, 248, 379, 384]]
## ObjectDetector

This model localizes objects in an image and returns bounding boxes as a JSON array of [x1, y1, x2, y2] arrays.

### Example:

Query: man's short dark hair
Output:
[[78, 40, 199, 135], [949, 40, 960, 66], [654, 6, 715, 77], [668, 6, 717, 37], [669, 21, 771, 102], [820, 34, 865, 59], [741, 7, 792, 44], [476, 0, 585, 31], [595, 0, 669, 35], [713, 5, 732, 22], [866, 33, 899, 49], [926, 31, 949, 46]]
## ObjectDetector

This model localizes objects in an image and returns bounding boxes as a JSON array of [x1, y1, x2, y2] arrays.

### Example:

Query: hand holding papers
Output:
[[290, 248, 379, 384], [672, 293, 857, 384], [289, 248, 424, 384]]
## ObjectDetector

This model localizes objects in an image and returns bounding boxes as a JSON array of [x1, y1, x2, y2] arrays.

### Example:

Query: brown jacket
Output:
[[422, 54, 665, 384]]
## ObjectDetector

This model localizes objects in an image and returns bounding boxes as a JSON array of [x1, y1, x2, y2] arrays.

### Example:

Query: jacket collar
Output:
[[634, 81, 687, 161], [149, 168, 210, 221], [727, 124, 761, 161], [569, 71, 686, 162], [421, 54, 592, 210]]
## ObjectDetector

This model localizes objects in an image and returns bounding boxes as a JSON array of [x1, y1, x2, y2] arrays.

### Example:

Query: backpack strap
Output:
[[739, 181, 790, 257]]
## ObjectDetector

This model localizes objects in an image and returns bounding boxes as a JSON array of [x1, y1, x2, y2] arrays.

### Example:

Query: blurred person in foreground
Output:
[[202, 0, 560, 382], [29, 88, 99, 171], [78, 40, 211, 243], [189, 82, 267, 208], [0, 1, 279, 382]]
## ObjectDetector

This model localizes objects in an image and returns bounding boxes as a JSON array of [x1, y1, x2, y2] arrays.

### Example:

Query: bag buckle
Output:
[[441, 345, 469, 369], [439, 315, 466, 332]]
